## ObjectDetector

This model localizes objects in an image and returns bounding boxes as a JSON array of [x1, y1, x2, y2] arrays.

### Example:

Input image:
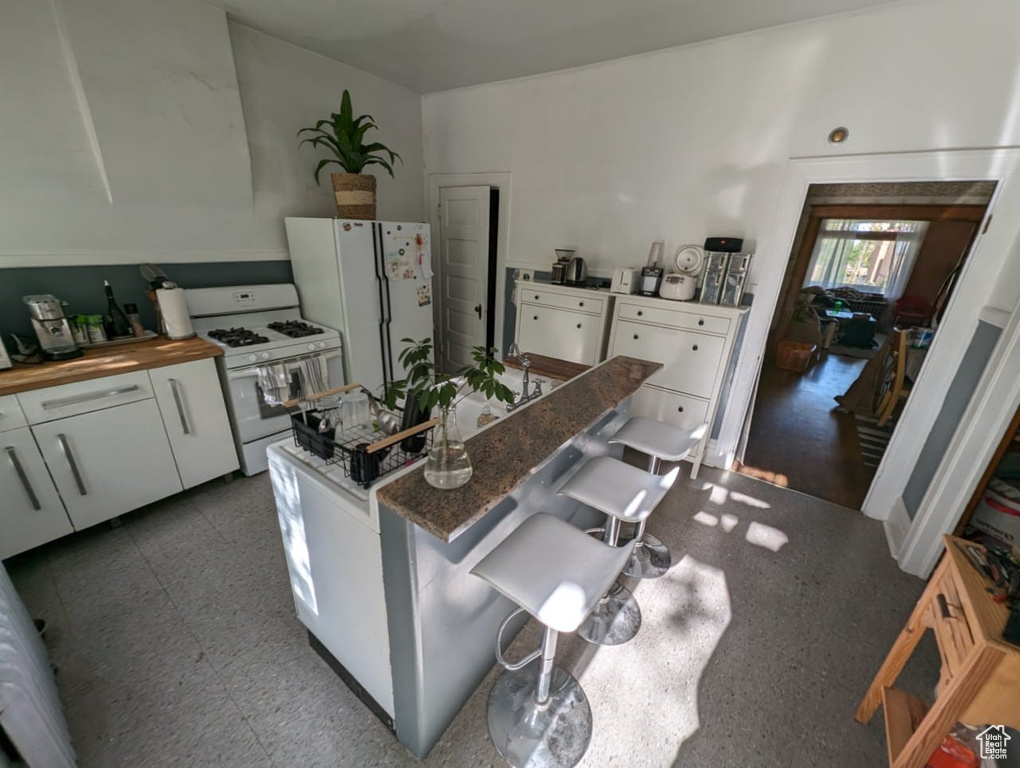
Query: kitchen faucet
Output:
[[506, 343, 543, 412]]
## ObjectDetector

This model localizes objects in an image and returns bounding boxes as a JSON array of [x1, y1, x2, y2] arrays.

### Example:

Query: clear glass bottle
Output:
[[424, 405, 472, 489], [476, 404, 499, 428]]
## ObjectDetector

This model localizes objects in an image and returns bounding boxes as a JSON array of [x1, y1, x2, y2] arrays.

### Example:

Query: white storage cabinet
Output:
[[607, 296, 747, 477], [0, 395, 73, 560], [2, 359, 240, 559], [514, 282, 614, 366]]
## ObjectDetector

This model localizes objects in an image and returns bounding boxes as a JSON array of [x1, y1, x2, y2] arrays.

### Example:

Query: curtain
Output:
[[805, 219, 928, 300]]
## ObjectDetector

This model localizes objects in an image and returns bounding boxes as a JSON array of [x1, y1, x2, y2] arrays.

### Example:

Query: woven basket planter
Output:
[[331, 173, 376, 220]]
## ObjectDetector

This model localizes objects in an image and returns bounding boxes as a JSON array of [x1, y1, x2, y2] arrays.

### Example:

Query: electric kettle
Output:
[[564, 256, 587, 286]]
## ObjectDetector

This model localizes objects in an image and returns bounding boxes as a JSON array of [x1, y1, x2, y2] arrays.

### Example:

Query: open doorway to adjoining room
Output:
[[735, 181, 994, 509]]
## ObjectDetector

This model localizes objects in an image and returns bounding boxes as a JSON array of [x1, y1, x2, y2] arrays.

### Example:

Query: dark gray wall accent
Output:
[[902, 320, 1002, 517], [0, 261, 293, 341]]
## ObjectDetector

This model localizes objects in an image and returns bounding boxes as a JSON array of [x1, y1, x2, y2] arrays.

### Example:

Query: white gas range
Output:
[[186, 284, 344, 475]]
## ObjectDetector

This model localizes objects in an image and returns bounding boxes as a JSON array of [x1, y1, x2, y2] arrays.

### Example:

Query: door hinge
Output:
[[982, 214, 993, 235]]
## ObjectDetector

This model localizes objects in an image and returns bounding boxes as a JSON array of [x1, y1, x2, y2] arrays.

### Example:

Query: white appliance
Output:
[[285, 218, 434, 397], [0, 564, 77, 768], [660, 245, 704, 301], [185, 284, 344, 476], [0, 335, 11, 369], [610, 268, 640, 295]]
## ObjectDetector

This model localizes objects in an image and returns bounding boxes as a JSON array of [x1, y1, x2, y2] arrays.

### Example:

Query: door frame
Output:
[[427, 172, 512, 359], [714, 148, 1020, 529]]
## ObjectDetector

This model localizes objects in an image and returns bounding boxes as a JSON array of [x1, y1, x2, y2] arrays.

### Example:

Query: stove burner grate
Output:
[[267, 320, 326, 338], [208, 327, 270, 348]]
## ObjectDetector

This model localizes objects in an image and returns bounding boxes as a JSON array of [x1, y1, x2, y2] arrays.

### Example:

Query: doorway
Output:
[[736, 184, 993, 509], [429, 174, 509, 373]]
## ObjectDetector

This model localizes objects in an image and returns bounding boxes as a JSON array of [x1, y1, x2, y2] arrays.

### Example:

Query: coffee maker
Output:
[[551, 249, 574, 285], [24, 295, 82, 360]]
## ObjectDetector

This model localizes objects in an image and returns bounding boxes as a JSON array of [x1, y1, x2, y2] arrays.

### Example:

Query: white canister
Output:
[[156, 284, 195, 340]]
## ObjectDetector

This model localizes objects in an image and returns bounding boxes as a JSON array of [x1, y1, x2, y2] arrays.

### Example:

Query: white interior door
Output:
[[438, 186, 490, 372]]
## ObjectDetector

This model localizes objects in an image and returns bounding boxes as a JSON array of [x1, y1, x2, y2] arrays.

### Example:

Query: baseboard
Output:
[[884, 497, 911, 561]]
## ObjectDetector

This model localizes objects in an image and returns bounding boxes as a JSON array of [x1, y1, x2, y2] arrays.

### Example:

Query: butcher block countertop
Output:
[[0, 337, 222, 396], [503, 353, 590, 381], [377, 355, 662, 543]]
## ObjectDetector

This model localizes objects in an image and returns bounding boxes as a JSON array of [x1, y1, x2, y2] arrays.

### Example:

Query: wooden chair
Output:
[[876, 330, 911, 427]]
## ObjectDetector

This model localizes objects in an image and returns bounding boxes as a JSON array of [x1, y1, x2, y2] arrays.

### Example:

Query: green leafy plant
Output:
[[382, 338, 514, 414], [297, 89, 402, 184]]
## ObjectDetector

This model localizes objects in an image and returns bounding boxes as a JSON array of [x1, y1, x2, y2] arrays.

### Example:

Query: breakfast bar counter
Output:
[[377, 355, 661, 542]]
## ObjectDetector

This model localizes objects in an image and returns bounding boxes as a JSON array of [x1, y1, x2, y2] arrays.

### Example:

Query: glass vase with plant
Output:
[[383, 338, 514, 489]]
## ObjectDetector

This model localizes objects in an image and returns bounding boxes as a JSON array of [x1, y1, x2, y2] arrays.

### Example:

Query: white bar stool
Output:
[[472, 513, 636, 768], [556, 456, 678, 646], [608, 418, 706, 579]]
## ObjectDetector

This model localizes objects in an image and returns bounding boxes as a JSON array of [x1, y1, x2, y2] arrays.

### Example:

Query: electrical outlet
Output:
[[519, 269, 534, 282]]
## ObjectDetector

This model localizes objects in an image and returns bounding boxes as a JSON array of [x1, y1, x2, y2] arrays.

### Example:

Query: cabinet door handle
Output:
[[5, 447, 40, 510], [42, 384, 141, 410], [579, 301, 584, 307], [57, 434, 87, 496], [533, 315, 539, 321], [576, 323, 582, 329], [534, 294, 540, 301], [169, 378, 190, 435], [633, 334, 639, 340], [677, 406, 685, 413], [692, 344, 699, 351], [698, 319, 705, 326], [637, 310, 644, 317]]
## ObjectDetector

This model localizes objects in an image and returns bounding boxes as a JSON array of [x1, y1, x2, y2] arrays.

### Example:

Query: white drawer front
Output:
[[521, 288, 604, 316], [518, 305, 602, 366], [632, 386, 710, 432], [611, 321, 724, 399], [0, 395, 27, 433], [617, 302, 730, 335], [17, 371, 154, 424]]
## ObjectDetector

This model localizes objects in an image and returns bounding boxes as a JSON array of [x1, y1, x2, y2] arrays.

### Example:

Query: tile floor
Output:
[[6, 466, 940, 767]]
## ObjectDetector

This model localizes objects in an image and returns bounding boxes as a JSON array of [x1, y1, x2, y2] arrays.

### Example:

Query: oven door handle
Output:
[[227, 349, 344, 381]]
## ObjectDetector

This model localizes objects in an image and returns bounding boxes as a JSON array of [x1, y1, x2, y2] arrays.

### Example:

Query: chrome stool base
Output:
[[622, 532, 671, 579], [487, 662, 593, 768], [577, 582, 641, 646]]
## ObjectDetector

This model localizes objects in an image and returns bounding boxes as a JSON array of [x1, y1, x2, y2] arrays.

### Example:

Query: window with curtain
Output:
[[805, 219, 929, 300]]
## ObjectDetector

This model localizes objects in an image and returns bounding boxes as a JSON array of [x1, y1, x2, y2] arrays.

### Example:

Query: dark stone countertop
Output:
[[376, 355, 662, 543]]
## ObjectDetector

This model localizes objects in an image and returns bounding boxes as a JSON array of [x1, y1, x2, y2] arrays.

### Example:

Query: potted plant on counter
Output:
[[383, 338, 514, 490], [297, 89, 402, 220]]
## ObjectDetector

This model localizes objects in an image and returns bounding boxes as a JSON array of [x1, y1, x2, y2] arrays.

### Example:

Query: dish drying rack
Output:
[[284, 382, 437, 487]]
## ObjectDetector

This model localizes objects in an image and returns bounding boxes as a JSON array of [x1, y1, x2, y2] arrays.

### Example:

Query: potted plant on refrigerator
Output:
[[383, 338, 514, 490], [297, 89, 402, 220]]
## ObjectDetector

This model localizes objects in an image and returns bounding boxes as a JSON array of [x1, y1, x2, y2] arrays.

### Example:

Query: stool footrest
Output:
[[495, 607, 540, 671]]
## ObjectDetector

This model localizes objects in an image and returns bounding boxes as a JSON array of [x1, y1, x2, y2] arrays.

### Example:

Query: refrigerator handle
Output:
[[372, 222, 392, 392], [379, 224, 396, 386]]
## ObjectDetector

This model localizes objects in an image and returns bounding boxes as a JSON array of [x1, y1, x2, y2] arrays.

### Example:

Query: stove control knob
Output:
[[308, 343, 316, 351], [260, 352, 270, 360], [247, 354, 258, 363], [317, 342, 327, 350]]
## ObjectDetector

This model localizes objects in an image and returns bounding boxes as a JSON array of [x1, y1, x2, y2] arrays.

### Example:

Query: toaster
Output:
[[610, 268, 640, 294]]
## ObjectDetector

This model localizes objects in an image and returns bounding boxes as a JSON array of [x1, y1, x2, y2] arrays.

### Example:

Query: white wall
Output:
[[422, 0, 1020, 289], [0, 0, 423, 267]]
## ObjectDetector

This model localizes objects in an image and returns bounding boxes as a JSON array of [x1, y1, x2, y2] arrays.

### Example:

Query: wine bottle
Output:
[[103, 280, 132, 338]]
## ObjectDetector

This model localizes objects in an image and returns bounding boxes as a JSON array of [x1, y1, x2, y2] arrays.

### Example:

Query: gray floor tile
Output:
[[6, 467, 941, 768]]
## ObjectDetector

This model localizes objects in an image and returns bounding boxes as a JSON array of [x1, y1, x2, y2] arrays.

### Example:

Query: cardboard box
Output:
[[776, 340, 817, 373], [971, 477, 1020, 547]]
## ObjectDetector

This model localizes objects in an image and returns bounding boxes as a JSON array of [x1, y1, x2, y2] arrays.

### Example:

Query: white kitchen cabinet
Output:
[[514, 282, 614, 366], [0, 395, 28, 433], [32, 399, 182, 530], [149, 359, 238, 488], [608, 296, 747, 477], [0, 427, 73, 560]]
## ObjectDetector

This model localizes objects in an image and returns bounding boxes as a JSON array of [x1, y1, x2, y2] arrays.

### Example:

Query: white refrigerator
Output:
[[285, 218, 434, 397]]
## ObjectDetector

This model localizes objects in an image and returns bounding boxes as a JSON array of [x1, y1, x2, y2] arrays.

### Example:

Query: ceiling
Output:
[[218, 0, 905, 93]]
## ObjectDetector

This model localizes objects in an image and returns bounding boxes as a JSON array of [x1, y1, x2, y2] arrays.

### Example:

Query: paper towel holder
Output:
[[156, 281, 196, 340]]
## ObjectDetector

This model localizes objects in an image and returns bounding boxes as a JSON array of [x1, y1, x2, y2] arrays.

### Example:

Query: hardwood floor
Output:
[[736, 353, 872, 509]]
